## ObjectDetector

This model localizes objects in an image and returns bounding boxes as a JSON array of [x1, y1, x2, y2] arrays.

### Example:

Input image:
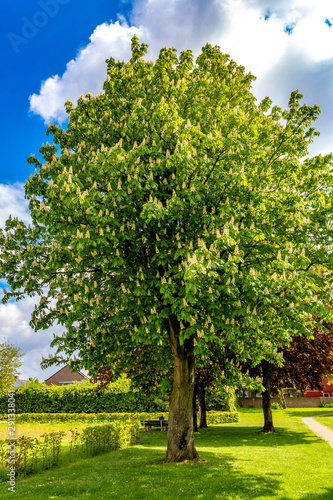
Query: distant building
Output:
[[305, 379, 333, 398], [44, 365, 89, 386], [12, 376, 28, 388]]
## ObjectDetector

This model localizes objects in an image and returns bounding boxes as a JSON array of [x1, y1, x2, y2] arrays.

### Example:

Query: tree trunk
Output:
[[261, 361, 276, 433], [279, 389, 287, 409], [166, 317, 198, 461], [193, 384, 198, 433], [198, 385, 208, 428]]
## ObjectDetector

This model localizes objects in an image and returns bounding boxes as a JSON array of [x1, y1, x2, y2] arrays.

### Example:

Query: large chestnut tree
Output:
[[1, 36, 333, 461]]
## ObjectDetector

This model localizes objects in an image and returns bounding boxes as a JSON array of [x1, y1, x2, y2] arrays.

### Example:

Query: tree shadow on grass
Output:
[[194, 425, 322, 448], [298, 489, 333, 500], [113, 447, 283, 500], [3, 444, 284, 500], [129, 426, 332, 499], [309, 413, 333, 421], [284, 409, 333, 418]]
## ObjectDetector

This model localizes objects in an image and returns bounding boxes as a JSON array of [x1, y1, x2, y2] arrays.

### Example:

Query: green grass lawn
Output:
[[0, 420, 99, 441], [0, 408, 332, 500]]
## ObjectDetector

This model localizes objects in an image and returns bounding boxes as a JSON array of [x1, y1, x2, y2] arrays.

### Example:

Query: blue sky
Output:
[[1, 0, 333, 381], [1, 0, 133, 184]]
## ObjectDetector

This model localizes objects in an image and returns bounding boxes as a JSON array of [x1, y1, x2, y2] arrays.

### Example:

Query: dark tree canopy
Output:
[[249, 321, 333, 432], [280, 320, 333, 394]]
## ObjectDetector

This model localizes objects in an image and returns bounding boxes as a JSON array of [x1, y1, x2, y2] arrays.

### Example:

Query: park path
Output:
[[302, 412, 333, 448]]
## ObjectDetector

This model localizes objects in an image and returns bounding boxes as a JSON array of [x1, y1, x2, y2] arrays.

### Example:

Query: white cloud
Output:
[[0, 186, 62, 381], [213, 2, 288, 78], [131, 0, 228, 57], [0, 183, 31, 228], [29, 20, 144, 123], [0, 295, 64, 381]]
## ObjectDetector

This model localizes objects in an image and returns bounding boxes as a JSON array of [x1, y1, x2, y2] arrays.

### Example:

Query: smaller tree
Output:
[[249, 321, 333, 432], [194, 365, 238, 429], [0, 341, 24, 391], [195, 367, 214, 429]]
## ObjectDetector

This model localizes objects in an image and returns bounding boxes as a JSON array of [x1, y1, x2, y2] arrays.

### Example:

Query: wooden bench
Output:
[[140, 417, 168, 431]]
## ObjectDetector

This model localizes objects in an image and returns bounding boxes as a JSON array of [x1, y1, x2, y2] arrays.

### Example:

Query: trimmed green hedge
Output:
[[0, 412, 167, 423], [206, 411, 239, 424], [0, 383, 234, 414], [0, 384, 167, 414], [0, 411, 239, 424]]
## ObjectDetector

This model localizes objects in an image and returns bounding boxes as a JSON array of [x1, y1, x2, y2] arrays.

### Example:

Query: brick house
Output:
[[44, 365, 88, 386]]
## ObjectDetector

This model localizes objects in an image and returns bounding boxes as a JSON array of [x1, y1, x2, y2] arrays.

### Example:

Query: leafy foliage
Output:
[[205, 385, 236, 412], [90, 346, 173, 395], [0, 341, 24, 391]]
